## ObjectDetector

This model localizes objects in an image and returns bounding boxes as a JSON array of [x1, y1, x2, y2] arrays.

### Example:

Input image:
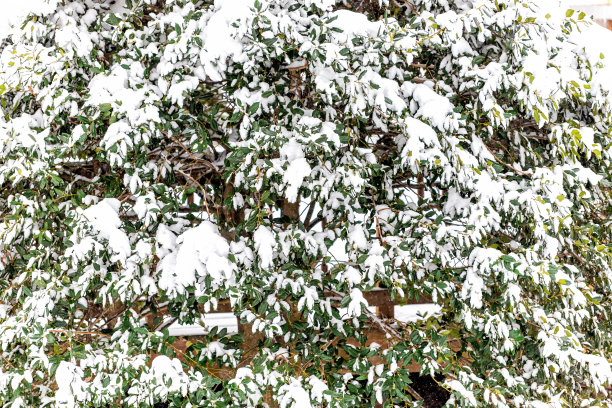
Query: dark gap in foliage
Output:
[[409, 373, 450, 408]]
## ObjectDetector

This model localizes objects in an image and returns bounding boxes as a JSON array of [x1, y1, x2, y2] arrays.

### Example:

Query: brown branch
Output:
[[484, 143, 532, 178], [303, 201, 316, 231], [0, 353, 15, 369], [49, 329, 110, 338]]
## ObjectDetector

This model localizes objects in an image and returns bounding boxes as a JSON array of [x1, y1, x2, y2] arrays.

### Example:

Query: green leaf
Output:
[[249, 102, 260, 115], [106, 14, 121, 25], [99, 103, 112, 114]]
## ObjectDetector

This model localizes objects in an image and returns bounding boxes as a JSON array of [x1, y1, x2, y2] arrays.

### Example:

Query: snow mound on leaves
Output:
[[156, 221, 234, 295]]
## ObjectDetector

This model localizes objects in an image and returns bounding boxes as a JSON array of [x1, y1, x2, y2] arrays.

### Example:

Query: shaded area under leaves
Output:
[[151, 374, 450, 407], [409, 373, 450, 408]]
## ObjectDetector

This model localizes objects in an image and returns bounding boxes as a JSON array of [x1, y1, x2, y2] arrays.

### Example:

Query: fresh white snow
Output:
[[168, 304, 442, 336]]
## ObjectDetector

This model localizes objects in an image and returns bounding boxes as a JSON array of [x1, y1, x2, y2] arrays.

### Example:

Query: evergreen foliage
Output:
[[0, 0, 611, 406]]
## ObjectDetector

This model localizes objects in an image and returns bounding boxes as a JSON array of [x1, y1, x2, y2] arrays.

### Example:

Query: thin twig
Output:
[[0, 353, 15, 369], [49, 329, 110, 338], [484, 143, 532, 177]]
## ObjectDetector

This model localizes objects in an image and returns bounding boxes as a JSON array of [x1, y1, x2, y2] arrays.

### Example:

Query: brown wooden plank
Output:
[[197, 298, 233, 313], [376, 305, 395, 319], [202, 290, 431, 315], [354, 289, 431, 307]]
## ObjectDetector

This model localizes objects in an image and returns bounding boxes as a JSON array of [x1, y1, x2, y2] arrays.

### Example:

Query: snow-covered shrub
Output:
[[0, 0, 610, 406]]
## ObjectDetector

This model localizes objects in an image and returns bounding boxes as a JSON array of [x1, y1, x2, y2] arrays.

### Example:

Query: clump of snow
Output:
[[157, 221, 233, 295], [346, 288, 367, 317], [151, 355, 187, 389], [347, 225, 368, 251], [280, 140, 311, 203], [304, 0, 335, 11], [447, 379, 477, 406], [1, 115, 48, 152], [395, 304, 442, 322], [253, 225, 277, 269], [199, 0, 255, 81], [278, 379, 313, 408], [55, 361, 86, 408], [573, 21, 612, 97], [0, 0, 60, 40], [82, 199, 131, 262], [326, 10, 386, 44], [402, 82, 455, 131]]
